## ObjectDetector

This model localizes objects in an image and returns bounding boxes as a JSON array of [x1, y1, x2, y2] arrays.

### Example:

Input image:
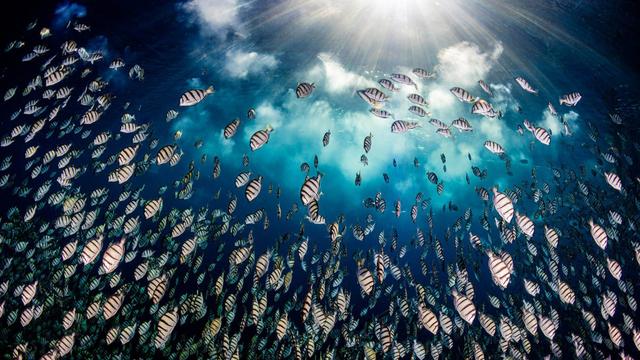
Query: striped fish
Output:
[[436, 127, 452, 138], [607, 258, 622, 280], [148, 274, 168, 303], [533, 127, 551, 145], [452, 289, 476, 324], [391, 73, 417, 89], [408, 105, 429, 117], [357, 90, 383, 109], [99, 237, 125, 274], [45, 67, 69, 87], [235, 171, 251, 188], [484, 140, 504, 155], [360, 88, 388, 102], [295, 82, 315, 98], [276, 313, 288, 340], [417, 303, 439, 334], [378, 78, 399, 92], [609, 113, 623, 124], [413, 68, 436, 79], [179, 86, 214, 106], [103, 290, 125, 320], [588, 219, 608, 250], [55, 333, 75, 357], [245, 176, 263, 202], [515, 77, 538, 94], [522, 305, 537, 336], [492, 188, 513, 223], [322, 130, 331, 146], [538, 315, 556, 340], [357, 264, 374, 295], [154, 307, 179, 348], [224, 118, 240, 139], [450, 87, 477, 103], [429, 118, 449, 129], [156, 145, 176, 165], [407, 93, 428, 106], [472, 99, 499, 118], [478, 80, 493, 97], [391, 120, 420, 133], [515, 212, 534, 237], [117, 145, 139, 166], [559, 92, 581, 106], [249, 126, 273, 151], [80, 234, 103, 265], [108, 164, 135, 184], [604, 172, 622, 191], [144, 198, 163, 219], [300, 174, 322, 206], [558, 280, 575, 304], [451, 118, 472, 132], [21, 281, 37, 305], [80, 110, 101, 125], [363, 133, 372, 153], [544, 225, 559, 248], [487, 251, 513, 289], [608, 323, 623, 348], [479, 313, 496, 336]]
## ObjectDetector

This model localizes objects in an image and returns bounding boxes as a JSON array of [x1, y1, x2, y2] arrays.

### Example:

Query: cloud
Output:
[[435, 41, 503, 87], [307, 53, 376, 95], [182, 0, 244, 38], [224, 49, 278, 78]]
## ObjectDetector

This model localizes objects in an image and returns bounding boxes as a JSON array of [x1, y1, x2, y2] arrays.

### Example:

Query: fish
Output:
[[391, 73, 417, 89], [249, 125, 273, 151], [450, 87, 477, 103], [295, 82, 315, 98], [559, 92, 582, 106], [179, 86, 215, 106], [391, 120, 420, 133], [515, 76, 538, 94]]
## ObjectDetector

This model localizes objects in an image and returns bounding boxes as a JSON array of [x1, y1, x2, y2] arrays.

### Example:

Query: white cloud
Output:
[[224, 49, 278, 78], [435, 41, 503, 87], [308, 53, 375, 95], [182, 0, 244, 37]]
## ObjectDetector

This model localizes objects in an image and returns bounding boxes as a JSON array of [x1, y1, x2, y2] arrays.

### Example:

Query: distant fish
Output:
[[391, 73, 417, 89], [295, 82, 315, 98], [378, 78, 399, 92], [515, 76, 538, 94], [450, 87, 477, 103], [559, 92, 581, 106], [391, 120, 420, 133], [478, 80, 493, 97], [412, 68, 436, 79]]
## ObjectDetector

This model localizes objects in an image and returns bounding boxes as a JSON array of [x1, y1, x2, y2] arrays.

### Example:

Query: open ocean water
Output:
[[0, 0, 639, 358]]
